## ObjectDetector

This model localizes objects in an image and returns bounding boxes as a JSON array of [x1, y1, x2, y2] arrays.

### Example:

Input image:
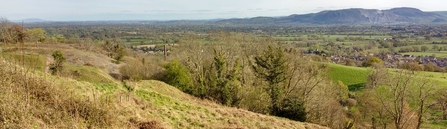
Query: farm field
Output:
[[328, 63, 447, 90], [327, 63, 370, 91], [401, 51, 447, 58]]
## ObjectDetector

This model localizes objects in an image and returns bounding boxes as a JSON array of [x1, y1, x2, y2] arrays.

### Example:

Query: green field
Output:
[[401, 51, 447, 58], [119, 36, 166, 45], [275, 35, 392, 41], [328, 63, 370, 91], [328, 63, 447, 92]]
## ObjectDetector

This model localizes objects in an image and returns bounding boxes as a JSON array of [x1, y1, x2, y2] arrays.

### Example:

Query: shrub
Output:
[[424, 62, 437, 72], [163, 60, 194, 95], [119, 58, 163, 81], [50, 50, 66, 75], [102, 40, 126, 64], [276, 98, 307, 122], [363, 56, 383, 67], [402, 62, 424, 72]]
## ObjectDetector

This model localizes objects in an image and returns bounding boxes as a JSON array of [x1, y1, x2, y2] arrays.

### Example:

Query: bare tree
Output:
[[412, 79, 436, 129], [436, 89, 447, 120], [0, 18, 15, 44], [371, 69, 436, 129], [375, 69, 415, 129], [0, 18, 26, 44]]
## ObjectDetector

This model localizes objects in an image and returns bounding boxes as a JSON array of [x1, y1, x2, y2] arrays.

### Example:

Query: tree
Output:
[[433, 45, 439, 51], [402, 62, 424, 74], [50, 50, 66, 75], [425, 35, 432, 41], [102, 40, 126, 64], [411, 79, 436, 129], [435, 89, 447, 120], [363, 56, 383, 67], [208, 49, 243, 106], [361, 66, 394, 128], [252, 45, 288, 115], [27, 28, 46, 43], [424, 62, 436, 72], [375, 70, 415, 129], [0, 18, 26, 44], [163, 60, 195, 95], [421, 46, 429, 52], [368, 68, 436, 129], [412, 46, 420, 52]]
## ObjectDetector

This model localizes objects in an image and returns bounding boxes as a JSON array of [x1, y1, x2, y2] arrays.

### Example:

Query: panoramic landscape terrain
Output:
[[3, 0, 447, 128]]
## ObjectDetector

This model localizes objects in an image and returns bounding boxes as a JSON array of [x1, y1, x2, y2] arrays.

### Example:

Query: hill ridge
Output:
[[219, 7, 447, 25]]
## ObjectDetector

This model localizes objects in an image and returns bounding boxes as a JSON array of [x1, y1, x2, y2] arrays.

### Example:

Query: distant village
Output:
[[330, 53, 447, 70]]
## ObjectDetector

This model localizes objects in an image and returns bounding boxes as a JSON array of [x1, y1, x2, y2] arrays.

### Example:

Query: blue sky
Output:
[[1, 0, 446, 21]]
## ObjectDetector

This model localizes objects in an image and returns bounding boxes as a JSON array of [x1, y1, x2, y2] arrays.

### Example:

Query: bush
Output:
[[276, 98, 307, 122], [363, 56, 383, 67], [402, 62, 424, 72], [102, 40, 126, 64], [163, 60, 194, 94], [424, 62, 437, 72], [119, 58, 163, 81], [50, 50, 66, 75]]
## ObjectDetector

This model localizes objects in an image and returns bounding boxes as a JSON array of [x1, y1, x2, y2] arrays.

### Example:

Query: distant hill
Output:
[[432, 11, 447, 17], [218, 7, 447, 25]]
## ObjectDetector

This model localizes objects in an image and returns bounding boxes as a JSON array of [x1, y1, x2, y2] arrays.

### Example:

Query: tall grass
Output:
[[0, 49, 166, 128], [0, 55, 115, 128]]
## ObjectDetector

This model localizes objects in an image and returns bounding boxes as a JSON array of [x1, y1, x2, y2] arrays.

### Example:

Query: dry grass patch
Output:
[[133, 80, 329, 129], [0, 57, 163, 129]]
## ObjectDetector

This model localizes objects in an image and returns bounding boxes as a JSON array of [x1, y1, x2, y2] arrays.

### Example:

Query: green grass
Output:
[[120, 36, 166, 45], [328, 63, 447, 91], [328, 63, 370, 91], [66, 65, 116, 84], [394, 70, 447, 85], [401, 51, 447, 58], [326, 35, 391, 41], [93, 83, 118, 93]]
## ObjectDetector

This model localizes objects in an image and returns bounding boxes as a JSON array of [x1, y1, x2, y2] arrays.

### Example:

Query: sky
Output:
[[1, 0, 447, 21]]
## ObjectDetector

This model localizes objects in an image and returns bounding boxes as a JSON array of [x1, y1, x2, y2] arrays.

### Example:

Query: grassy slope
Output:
[[132, 80, 325, 129], [0, 44, 327, 129], [328, 63, 370, 91]]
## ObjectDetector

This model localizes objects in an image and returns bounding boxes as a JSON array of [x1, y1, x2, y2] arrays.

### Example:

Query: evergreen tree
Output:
[[252, 46, 288, 115]]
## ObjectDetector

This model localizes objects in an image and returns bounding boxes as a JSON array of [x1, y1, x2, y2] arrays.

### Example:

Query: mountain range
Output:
[[218, 7, 447, 25]]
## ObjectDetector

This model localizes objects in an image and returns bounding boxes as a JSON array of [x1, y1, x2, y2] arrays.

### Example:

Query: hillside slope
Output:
[[131, 80, 327, 128], [219, 7, 447, 25], [0, 44, 328, 129], [328, 63, 370, 91]]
